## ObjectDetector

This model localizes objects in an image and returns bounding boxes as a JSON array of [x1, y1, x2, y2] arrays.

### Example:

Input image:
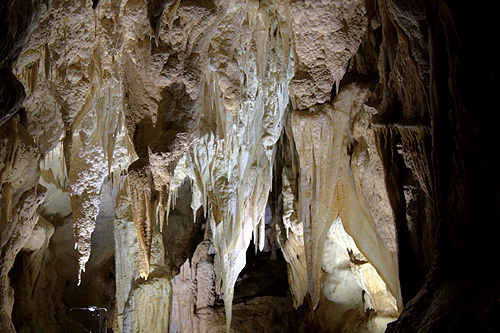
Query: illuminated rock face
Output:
[[1, 0, 500, 332]]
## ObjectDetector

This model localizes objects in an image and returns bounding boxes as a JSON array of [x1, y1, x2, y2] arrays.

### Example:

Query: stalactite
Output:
[[115, 178, 172, 332], [147, 0, 181, 47], [291, 102, 348, 308], [274, 115, 308, 308], [69, 48, 134, 284], [396, 124, 433, 197], [2, 183, 13, 222], [127, 163, 155, 279], [187, 0, 293, 329], [291, 81, 402, 310]]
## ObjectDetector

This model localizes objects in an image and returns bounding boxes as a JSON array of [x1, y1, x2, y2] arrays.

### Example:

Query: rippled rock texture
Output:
[[1, 0, 499, 332]]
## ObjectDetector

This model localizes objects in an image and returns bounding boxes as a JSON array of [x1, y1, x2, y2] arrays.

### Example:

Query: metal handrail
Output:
[[69, 306, 107, 332]]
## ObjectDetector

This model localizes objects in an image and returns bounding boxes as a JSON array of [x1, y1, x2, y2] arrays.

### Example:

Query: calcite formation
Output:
[[2, 0, 498, 332], [186, 1, 295, 329], [0, 117, 47, 332], [1, 0, 400, 330], [290, 79, 400, 310]]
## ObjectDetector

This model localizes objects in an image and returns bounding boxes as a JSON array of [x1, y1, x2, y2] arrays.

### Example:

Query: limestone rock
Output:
[[288, 0, 369, 110], [2, 0, 498, 331]]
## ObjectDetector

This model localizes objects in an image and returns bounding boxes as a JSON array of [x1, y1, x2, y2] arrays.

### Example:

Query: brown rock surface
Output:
[[1, 0, 499, 332]]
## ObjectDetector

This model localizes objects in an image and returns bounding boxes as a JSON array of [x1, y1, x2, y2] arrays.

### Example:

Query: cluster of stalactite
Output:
[[1, 0, 499, 331]]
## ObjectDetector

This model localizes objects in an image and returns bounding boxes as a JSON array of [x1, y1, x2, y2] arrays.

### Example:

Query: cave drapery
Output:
[[1, 0, 499, 332]]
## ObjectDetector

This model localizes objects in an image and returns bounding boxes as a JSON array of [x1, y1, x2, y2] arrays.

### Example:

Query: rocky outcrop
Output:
[[0, 118, 46, 331], [377, 0, 500, 330], [1, 3, 46, 330]]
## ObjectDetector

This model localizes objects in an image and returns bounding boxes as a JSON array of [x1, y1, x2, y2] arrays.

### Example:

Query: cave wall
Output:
[[378, 0, 500, 330], [1, 0, 499, 332]]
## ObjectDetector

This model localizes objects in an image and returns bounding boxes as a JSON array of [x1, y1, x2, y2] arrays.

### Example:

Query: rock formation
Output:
[[1, 0, 499, 332]]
